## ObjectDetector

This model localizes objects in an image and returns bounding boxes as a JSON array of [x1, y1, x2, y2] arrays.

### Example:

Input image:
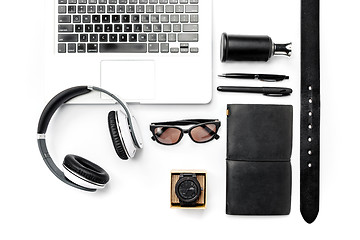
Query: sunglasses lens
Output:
[[190, 124, 217, 143], [154, 127, 182, 145]]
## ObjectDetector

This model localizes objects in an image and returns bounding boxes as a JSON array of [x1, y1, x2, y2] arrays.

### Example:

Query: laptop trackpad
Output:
[[100, 60, 156, 102]]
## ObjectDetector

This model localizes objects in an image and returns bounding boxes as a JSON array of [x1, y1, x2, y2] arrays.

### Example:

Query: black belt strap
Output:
[[301, 0, 320, 224]]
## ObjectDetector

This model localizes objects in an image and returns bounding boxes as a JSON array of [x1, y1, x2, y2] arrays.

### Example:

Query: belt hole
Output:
[[308, 124, 312, 129], [308, 162, 312, 168], [308, 137, 312, 142], [309, 98, 313, 103], [309, 111, 312, 117], [308, 150, 312, 155], [308, 86, 312, 91]]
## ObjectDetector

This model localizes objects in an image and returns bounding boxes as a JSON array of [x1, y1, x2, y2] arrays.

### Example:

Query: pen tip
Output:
[[218, 74, 224, 78], [285, 76, 290, 79]]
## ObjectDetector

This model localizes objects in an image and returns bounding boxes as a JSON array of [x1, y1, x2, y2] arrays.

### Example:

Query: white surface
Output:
[[1, 0, 360, 239], [43, 0, 213, 104]]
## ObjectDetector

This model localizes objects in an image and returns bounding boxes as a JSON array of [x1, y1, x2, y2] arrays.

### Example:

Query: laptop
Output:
[[43, 0, 213, 104]]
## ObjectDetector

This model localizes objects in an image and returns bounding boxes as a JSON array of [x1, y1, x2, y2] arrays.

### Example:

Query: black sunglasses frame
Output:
[[150, 119, 221, 146]]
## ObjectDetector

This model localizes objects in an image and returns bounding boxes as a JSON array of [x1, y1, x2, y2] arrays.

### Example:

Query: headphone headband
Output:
[[37, 86, 135, 134], [37, 86, 137, 192]]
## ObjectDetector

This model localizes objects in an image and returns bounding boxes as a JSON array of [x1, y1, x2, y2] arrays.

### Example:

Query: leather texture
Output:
[[63, 154, 110, 184], [108, 111, 129, 160], [226, 104, 293, 215], [301, 0, 320, 224]]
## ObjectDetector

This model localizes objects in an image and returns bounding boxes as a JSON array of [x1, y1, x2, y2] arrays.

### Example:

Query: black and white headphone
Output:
[[37, 86, 143, 192]]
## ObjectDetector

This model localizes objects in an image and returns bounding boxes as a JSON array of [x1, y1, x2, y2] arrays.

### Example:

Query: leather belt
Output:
[[301, 0, 320, 224]]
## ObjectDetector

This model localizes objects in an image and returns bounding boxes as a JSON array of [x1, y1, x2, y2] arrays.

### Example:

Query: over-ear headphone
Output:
[[37, 86, 143, 192]]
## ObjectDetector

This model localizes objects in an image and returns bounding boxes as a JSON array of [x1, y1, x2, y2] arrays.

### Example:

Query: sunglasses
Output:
[[150, 119, 221, 145]]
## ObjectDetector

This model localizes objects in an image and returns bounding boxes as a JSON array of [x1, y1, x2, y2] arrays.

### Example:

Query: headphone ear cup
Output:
[[63, 154, 110, 190], [108, 111, 129, 160]]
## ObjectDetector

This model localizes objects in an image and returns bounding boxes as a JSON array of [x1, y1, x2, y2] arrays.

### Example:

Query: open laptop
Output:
[[43, 0, 213, 104]]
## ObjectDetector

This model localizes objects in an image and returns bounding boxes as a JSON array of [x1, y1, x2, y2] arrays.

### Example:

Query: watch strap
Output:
[[301, 0, 320, 224]]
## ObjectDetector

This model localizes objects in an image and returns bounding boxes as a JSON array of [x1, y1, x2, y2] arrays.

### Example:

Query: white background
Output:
[[1, 0, 360, 239]]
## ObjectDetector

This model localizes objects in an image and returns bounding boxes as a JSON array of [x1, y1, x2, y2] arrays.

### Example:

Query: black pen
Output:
[[218, 73, 289, 82], [217, 86, 293, 97]]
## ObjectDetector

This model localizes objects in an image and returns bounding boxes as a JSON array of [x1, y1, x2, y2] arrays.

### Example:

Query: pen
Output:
[[217, 86, 293, 97], [218, 73, 289, 82]]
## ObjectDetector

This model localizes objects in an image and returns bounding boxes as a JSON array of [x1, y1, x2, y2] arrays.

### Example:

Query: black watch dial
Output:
[[178, 180, 199, 200]]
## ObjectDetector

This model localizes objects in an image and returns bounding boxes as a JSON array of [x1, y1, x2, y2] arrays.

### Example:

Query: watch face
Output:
[[178, 180, 199, 200]]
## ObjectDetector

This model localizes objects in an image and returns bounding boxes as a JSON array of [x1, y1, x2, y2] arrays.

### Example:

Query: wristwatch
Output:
[[175, 173, 201, 207]]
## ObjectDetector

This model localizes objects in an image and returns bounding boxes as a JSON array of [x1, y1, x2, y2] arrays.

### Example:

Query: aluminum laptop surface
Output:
[[43, 0, 213, 104]]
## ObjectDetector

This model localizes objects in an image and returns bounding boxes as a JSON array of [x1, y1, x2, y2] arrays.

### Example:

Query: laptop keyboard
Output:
[[57, 0, 200, 54]]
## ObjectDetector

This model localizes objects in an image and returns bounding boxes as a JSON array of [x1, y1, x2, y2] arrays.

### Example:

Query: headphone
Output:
[[37, 86, 143, 192]]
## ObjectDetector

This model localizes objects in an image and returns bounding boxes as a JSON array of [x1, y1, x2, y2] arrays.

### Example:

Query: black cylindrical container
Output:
[[221, 33, 273, 62], [221, 33, 292, 62]]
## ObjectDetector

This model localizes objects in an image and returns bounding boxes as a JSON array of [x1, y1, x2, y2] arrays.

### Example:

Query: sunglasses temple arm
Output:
[[202, 125, 220, 140]]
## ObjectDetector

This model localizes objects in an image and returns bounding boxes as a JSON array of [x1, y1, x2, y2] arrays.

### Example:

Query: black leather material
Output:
[[108, 111, 129, 160], [63, 154, 110, 184], [226, 104, 293, 215], [37, 86, 91, 134], [301, 0, 320, 224]]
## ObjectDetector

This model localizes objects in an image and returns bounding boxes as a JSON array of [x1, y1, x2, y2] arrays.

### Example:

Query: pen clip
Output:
[[263, 88, 293, 97]]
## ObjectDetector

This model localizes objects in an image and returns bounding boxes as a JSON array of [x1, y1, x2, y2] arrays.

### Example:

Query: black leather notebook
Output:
[[226, 104, 293, 215]]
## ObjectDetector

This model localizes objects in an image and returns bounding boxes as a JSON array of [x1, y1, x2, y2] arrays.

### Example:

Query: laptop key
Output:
[[139, 33, 147, 42], [95, 24, 103, 32], [117, 5, 125, 13], [58, 6, 66, 14], [190, 14, 198, 23], [105, 24, 113, 32], [160, 43, 169, 53], [129, 34, 137, 42], [58, 43, 66, 53], [148, 43, 159, 53], [114, 24, 123, 32], [100, 34, 108, 42], [90, 34, 98, 42], [85, 24, 93, 32], [190, 47, 199, 53], [73, 15, 81, 23], [75, 25, 84, 32], [141, 15, 150, 23], [109, 34, 118, 42], [178, 33, 198, 42], [119, 34, 127, 42], [148, 33, 157, 42], [158, 33, 166, 42], [58, 34, 78, 42], [58, 15, 71, 23], [185, 5, 198, 13], [112, 15, 120, 23], [168, 33, 176, 42], [80, 34, 88, 42], [92, 15, 100, 23], [99, 43, 147, 53], [59, 0, 67, 4], [68, 43, 76, 53], [78, 5, 86, 14], [83, 15, 91, 23], [182, 24, 198, 32], [102, 15, 110, 23], [170, 47, 179, 53], [68, 6, 76, 14], [58, 24, 74, 32], [134, 24, 142, 32], [122, 15, 130, 23]]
